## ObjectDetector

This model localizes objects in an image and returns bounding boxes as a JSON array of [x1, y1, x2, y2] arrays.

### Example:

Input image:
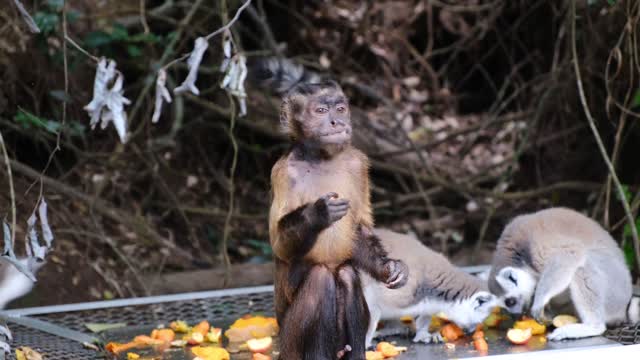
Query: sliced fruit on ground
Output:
[[552, 315, 579, 328], [507, 328, 532, 345], [246, 336, 273, 353]]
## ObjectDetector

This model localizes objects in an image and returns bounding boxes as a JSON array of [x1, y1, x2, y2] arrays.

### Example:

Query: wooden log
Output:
[[145, 262, 274, 295]]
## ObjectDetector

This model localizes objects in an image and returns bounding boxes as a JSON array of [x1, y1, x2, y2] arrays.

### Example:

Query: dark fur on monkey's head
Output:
[[280, 80, 351, 145]]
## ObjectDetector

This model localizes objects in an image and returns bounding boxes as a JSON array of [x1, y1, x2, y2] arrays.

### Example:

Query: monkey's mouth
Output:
[[321, 128, 350, 137]]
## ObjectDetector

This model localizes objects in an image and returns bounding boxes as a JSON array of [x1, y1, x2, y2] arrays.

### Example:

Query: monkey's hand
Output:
[[313, 192, 350, 229], [383, 259, 409, 289]]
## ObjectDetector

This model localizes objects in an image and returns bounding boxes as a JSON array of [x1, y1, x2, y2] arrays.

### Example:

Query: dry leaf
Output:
[[84, 59, 131, 143], [174, 37, 209, 95], [152, 69, 172, 123]]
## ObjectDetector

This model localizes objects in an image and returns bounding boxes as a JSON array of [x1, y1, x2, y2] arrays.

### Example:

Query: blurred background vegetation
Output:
[[0, 0, 639, 306]]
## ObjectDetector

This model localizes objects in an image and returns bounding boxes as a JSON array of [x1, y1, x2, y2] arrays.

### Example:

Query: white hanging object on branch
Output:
[[174, 37, 209, 95], [84, 59, 131, 143], [1, 199, 54, 282], [152, 69, 172, 123], [220, 31, 248, 116]]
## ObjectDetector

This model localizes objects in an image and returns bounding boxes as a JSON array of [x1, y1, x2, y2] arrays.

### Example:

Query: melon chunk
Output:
[[507, 328, 532, 345]]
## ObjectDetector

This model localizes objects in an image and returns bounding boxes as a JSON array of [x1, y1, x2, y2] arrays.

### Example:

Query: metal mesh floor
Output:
[[3, 283, 640, 359]]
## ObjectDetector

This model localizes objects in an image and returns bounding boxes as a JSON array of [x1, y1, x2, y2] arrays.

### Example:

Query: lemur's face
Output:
[[494, 267, 537, 314], [446, 291, 498, 333]]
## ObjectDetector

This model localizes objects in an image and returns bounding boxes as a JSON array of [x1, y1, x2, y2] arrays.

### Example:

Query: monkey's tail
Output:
[[248, 57, 322, 95], [628, 296, 640, 324]]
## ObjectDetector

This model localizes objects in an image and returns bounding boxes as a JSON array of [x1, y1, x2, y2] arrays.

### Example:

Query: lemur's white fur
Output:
[[363, 229, 497, 348], [0, 257, 41, 309], [489, 207, 638, 341]]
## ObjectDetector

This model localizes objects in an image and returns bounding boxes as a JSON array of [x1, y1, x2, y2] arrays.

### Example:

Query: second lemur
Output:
[[363, 228, 497, 348], [489, 207, 640, 340]]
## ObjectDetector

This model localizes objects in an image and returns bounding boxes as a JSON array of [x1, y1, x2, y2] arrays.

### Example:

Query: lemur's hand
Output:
[[384, 259, 409, 289]]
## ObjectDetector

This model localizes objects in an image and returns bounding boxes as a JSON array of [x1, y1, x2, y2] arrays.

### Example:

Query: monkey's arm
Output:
[[352, 226, 408, 289], [352, 154, 408, 288]]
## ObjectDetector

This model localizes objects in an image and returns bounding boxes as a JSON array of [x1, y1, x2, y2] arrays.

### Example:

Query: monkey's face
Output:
[[302, 89, 352, 146], [446, 291, 499, 333], [494, 267, 537, 314]]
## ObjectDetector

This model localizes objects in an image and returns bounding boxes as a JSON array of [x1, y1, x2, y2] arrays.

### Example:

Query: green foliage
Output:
[[83, 24, 160, 58], [14, 109, 85, 137], [34, 12, 59, 35], [246, 239, 273, 257], [622, 218, 640, 268], [632, 88, 640, 109]]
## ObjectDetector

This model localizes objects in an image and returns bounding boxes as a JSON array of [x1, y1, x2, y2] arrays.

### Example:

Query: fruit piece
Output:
[[127, 353, 140, 360], [513, 319, 546, 335], [400, 315, 414, 325], [247, 336, 273, 353], [472, 329, 485, 341], [365, 351, 385, 360], [186, 332, 205, 345], [444, 343, 456, 351], [225, 316, 279, 343], [440, 323, 464, 341], [191, 346, 231, 360], [552, 315, 578, 328], [105, 342, 137, 354], [207, 328, 223, 343], [170, 320, 190, 333], [507, 328, 532, 345], [133, 335, 163, 346], [483, 313, 503, 328], [170, 340, 187, 347], [193, 320, 211, 336], [151, 328, 175, 342], [376, 342, 399, 357], [253, 354, 271, 360], [474, 338, 489, 352], [491, 306, 502, 314]]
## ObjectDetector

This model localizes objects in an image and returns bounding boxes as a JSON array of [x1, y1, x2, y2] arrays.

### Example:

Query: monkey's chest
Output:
[[293, 165, 363, 266]]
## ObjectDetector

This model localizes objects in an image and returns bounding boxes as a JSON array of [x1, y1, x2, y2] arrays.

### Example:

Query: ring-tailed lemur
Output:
[[362, 228, 497, 348], [488, 207, 640, 341]]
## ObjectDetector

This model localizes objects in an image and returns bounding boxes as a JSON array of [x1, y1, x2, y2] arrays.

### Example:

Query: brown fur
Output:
[[269, 147, 372, 266]]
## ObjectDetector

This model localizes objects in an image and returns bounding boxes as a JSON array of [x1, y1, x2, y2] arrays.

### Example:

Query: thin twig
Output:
[[220, 0, 239, 287], [0, 131, 16, 253], [64, 35, 100, 63], [571, 0, 640, 268], [140, 0, 150, 34]]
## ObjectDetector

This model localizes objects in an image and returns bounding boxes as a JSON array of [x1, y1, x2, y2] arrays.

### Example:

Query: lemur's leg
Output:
[[413, 314, 443, 344], [531, 253, 582, 321], [364, 304, 380, 349], [547, 264, 606, 341]]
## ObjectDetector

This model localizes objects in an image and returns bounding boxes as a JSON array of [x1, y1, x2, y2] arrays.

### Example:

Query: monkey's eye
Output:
[[508, 274, 518, 285], [336, 105, 346, 113], [314, 107, 328, 114]]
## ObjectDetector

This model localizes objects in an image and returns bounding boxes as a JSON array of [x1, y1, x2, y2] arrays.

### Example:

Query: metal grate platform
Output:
[[2, 277, 639, 359]]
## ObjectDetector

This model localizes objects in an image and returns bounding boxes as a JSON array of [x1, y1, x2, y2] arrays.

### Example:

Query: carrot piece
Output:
[[474, 338, 489, 352], [440, 323, 464, 341], [151, 328, 175, 342], [193, 320, 211, 336]]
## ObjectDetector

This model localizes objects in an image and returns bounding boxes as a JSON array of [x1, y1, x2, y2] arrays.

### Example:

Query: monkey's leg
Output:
[[352, 228, 408, 289], [530, 254, 582, 321], [337, 264, 368, 360], [547, 266, 606, 341], [279, 266, 337, 360], [413, 314, 443, 344]]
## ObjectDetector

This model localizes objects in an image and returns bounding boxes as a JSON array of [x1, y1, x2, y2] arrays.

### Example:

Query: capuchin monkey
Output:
[[488, 207, 640, 341], [363, 229, 497, 348], [260, 59, 409, 359]]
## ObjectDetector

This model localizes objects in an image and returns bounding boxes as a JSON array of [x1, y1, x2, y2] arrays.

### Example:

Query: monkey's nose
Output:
[[505, 297, 517, 307]]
